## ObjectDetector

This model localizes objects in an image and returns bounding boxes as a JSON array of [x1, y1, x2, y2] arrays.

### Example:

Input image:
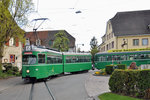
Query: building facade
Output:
[[2, 38, 22, 70], [25, 30, 76, 52], [99, 10, 150, 52]]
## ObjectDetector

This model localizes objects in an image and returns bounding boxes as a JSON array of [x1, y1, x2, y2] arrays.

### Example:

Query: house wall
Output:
[[117, 35, 150, 50], [99, 21, 116, 52], [99, 21, 150, 52], [2, 41, 22, 71]]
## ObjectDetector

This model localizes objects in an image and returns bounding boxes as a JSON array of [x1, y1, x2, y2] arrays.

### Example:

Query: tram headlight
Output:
[[26, 70, 30, 73]]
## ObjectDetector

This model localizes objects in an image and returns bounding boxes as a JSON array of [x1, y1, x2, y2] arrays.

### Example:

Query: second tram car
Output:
[[94, 51, 150, 69]]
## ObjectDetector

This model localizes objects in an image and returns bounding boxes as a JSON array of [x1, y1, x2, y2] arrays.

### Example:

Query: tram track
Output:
[[29, 81, 56, 100]]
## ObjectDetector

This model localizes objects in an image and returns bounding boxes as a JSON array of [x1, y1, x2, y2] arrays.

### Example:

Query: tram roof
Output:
[[63, 52, 91, 56], [96, 51, 150, 55], [24, 45, 91, 55], [29, 46, 62, 54]]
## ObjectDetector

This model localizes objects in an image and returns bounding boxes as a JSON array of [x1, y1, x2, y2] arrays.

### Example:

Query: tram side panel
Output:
[[63, 54, 92, 72]]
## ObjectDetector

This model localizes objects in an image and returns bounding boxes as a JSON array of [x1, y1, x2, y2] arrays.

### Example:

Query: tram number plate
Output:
[[25, 45, 31, 51]]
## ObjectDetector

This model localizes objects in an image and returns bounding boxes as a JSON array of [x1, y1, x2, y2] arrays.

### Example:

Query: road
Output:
[[0, 72, 92, 100]]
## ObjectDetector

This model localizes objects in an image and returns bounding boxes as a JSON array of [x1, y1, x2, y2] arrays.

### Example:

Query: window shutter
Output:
[[15, 38, 19, 47], [5, 40, 9, 46]]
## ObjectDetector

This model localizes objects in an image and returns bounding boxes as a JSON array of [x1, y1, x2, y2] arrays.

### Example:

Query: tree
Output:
[[53, 31, 70, 52], [0, 0, 33, 46], [0, 0, 33, 66], [90, 36, 99, 63], [77, 47, 81, 53], [8, 0, 34, 27]]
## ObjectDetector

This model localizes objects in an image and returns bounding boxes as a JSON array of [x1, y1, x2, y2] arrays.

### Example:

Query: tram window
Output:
[[99, 57, 102, 61], [86, 56, 90, 62], [134, 54, 138, 59], [78, 56, 83, 62], [117, 55, 121, 60], [72, 56, 76, 63], [47, 56, 53, 63], [81, 56, 84, 62], [112, 56, 115, 61], [139, 54, 144, 59], [85, 56, 90, 62], [148, 54, 150, 58], [129, 55, 134, 60], [120, 55, 124, 60], [77, 56, 81, 62], [23, 55, 37, 65], [47, 55, 62, 64], [84, 56, 87, 62], [66, 56, 72, 63], [139, 54, 147, 59], [144, 54, 149, 59], [38, 54, 45, 63], [79, 56, 83, 62], [58, 57, 62, 63], [107, 56, 111, 61], [101, 56, 106, 61], [112, 55, 118, 61]]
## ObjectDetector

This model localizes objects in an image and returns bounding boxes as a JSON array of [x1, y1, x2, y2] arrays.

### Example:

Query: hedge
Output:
[[105, 64, 126, 74], [109, 69, 150, 99]]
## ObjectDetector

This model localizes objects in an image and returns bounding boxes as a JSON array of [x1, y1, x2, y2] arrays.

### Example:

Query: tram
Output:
[[22, 45, 92, 80], [94, 51, 150, 69]]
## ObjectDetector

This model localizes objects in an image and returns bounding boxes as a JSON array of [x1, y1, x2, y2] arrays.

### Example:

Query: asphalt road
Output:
[[0, 72, 92, 100]]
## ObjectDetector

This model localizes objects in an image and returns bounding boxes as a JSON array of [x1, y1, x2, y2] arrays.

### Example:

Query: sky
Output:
[[24, 0, 150, 51]]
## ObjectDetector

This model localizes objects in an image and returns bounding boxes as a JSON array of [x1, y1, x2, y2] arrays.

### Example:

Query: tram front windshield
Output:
[[23, 55, 37, 65]]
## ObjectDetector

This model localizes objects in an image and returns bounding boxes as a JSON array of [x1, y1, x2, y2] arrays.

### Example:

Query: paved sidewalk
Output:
[[85, 70, 110, 100]]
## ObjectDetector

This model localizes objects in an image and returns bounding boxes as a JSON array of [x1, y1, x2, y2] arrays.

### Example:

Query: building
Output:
[[99, 10, 150, 52], [25, 30, 76, 52], [2, 38, 23, 70]]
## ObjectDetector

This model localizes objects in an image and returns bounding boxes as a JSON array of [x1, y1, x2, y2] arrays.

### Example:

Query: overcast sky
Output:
[[25, 0, 150, 51]]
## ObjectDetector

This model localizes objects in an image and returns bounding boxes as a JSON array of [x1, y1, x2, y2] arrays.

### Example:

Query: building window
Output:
[[142, 38, 148, 46], [109, 23, 111, 29], [112, 41, 114, 48], [106, 44, 109, 50], [133, 39, 139, 46], [109, 43, 111, 49], [111, 33, 113, 38], [103, 46, 105, 51], [9, 38, 14, 46], [10, 55, 15, 63], [107, 35, 109, 40], [109, 34, 111, 39]]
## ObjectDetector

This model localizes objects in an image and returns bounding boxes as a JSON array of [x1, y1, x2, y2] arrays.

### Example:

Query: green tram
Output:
[[22, 46, 92, 80], [94, 51, 150, 69]]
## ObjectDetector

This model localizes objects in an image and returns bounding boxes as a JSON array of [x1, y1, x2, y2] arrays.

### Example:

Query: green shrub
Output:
[[3, 63, 12, 72], [109, 69, 150, 99], [117, 64, 126, 69], [105, 65, 114, 74], [106, 64, 126, 75], [7, 69, 13, 74]]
